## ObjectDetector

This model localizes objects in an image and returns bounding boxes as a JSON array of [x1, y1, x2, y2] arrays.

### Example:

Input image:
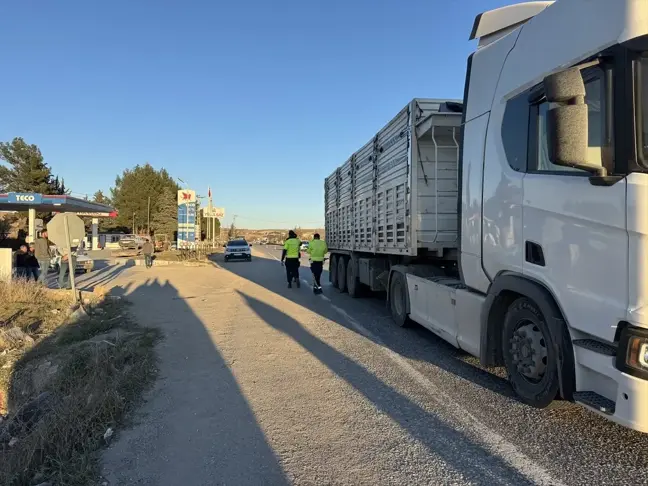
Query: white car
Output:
[[118, 234, 146, 250], [300, 241, 309, 252], [50, 247, 94, 274], [224, 239, 252, 262]]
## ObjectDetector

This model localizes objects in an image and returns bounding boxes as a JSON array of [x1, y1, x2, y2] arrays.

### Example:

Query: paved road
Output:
[[97, 246, 648, 485]]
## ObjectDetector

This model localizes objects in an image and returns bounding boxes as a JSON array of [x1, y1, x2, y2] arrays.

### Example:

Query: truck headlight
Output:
[[617, 326, 648, 379], [627, 337, 648, 371], [639, 342, 648, 368]]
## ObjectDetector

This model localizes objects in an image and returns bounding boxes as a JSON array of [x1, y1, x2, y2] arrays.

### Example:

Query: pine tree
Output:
[[150, 188, 178, 238], [0, 137, 54, 193], [110, 163, 179, 236], [93, 190, 110, 205]]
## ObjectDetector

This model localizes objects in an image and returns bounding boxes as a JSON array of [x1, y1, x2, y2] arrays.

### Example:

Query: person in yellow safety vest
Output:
[[307, 233, 328, 294], [281, 230, 302, 288]]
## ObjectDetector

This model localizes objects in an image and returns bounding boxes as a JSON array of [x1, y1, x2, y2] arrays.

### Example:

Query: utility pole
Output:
[[147, 196, 151, 237], [132, 212, 136, 234]]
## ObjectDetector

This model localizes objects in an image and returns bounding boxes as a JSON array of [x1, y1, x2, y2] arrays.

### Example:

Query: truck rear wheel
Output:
[[346, 258, 360, 297], [330, 255, 338, 288], [389, 272, 410, 327], [502, 297, 562, 409], [337, 256, 347, 293]]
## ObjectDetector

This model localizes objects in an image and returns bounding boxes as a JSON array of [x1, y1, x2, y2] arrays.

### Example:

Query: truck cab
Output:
[[451, 0, 648, 432]]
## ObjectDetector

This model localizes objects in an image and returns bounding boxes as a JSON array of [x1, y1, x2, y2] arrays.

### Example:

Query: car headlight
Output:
[[617, 326, 648, 378]]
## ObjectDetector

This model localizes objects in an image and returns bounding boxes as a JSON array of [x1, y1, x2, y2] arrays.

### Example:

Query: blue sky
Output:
[[1, 0, 516, 229]]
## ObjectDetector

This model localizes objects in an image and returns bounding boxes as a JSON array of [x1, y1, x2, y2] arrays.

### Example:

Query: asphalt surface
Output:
[[95, 246, 648, 485]]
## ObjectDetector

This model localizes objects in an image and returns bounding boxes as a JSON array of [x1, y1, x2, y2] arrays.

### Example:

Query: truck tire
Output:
[[502, 297, 563, 409], [389, 272, 410, 327], [337, 256, 347, 293], [330, 255, 338, 288], [346, 258, 360, 297]]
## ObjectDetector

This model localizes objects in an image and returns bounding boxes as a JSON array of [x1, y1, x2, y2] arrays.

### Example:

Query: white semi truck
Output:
[[324, 0, 648, 433]]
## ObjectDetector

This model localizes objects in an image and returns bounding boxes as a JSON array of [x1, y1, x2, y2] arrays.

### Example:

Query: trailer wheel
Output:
[[346, 258, 360, 297], [389, 272, 410, 327], [337, 256, 347, 293], [502, 297, 562, 408], [330, 255, 338, 288]]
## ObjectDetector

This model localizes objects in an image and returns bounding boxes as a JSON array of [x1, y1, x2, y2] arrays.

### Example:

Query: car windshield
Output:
[[227, 240, 248, 247]]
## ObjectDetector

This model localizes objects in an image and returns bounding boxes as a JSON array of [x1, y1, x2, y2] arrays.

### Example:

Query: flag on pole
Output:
[[208, 187, 212, 199]]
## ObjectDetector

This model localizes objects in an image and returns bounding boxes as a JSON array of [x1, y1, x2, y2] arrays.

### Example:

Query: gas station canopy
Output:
[[0, 192, 115, 215], [0, 192, 117, 245]]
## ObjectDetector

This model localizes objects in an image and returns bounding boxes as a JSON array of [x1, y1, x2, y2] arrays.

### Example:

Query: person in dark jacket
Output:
[[14, 245, 30, 279], [142, 239, 154, 268], [25, 243, 40, 281]]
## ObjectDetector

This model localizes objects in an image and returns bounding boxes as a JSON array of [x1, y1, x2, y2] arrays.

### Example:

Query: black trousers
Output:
[[310, 261, 323, 286], [285, 258, 300, 283]]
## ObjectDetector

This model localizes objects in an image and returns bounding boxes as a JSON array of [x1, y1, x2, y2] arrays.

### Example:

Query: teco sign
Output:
[[8, 193, 43, 204]]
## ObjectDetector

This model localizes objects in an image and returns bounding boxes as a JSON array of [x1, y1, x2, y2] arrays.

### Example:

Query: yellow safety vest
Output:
[[308, 239, 328, 262], [284, 238, 301, 258]]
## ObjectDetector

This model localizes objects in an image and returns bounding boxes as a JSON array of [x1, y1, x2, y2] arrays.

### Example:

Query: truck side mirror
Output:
[[543, 68, 605, 175]]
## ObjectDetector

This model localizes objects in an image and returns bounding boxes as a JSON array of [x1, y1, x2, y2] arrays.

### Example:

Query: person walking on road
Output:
[[307, 233, 328, 294], [281, 230, 301, 288], [33, 230, 52, 284], [142, 239, 154, 269]]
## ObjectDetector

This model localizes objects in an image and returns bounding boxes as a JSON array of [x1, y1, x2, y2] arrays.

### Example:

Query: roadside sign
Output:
[[47, 213, 86, 250], [47, 212, 85, 301], [177, 189, 196, 244], [177, 190, 196, 204], [203, 207, 225, 219], [8, 192, 43, 204]]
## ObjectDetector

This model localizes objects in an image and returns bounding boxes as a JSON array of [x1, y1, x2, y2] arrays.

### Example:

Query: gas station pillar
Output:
[[92, 218, 99, 250], [27, 208, 36, 243]]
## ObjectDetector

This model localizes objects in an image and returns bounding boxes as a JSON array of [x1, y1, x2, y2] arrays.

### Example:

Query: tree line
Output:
[[0, 136, 219, 241]]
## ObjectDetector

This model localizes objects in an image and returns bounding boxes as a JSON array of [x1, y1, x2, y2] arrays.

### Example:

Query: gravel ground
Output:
[[96, 246, 648, 485]]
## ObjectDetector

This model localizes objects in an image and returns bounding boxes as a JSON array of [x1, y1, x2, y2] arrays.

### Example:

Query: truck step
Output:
[[573, 339, 616, 357], [573, 391, 616, 415]]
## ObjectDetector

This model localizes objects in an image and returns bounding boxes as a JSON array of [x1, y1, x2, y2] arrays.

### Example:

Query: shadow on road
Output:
[[75, 261, 137, 292], [99, 278, 288, 485], [215, 249, 518, 403], [236, 289, 534, 485]]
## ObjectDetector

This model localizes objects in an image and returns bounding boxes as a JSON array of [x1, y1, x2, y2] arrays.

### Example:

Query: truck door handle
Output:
[[525, 241, 545, 267]]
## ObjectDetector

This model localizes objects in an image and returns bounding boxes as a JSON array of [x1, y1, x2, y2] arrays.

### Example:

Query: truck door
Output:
[[522, 66, 627, 343]]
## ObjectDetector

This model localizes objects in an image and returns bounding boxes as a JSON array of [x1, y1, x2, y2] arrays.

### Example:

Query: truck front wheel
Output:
[[389, 272, 410, 328], [502, 297, 561, 409]]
